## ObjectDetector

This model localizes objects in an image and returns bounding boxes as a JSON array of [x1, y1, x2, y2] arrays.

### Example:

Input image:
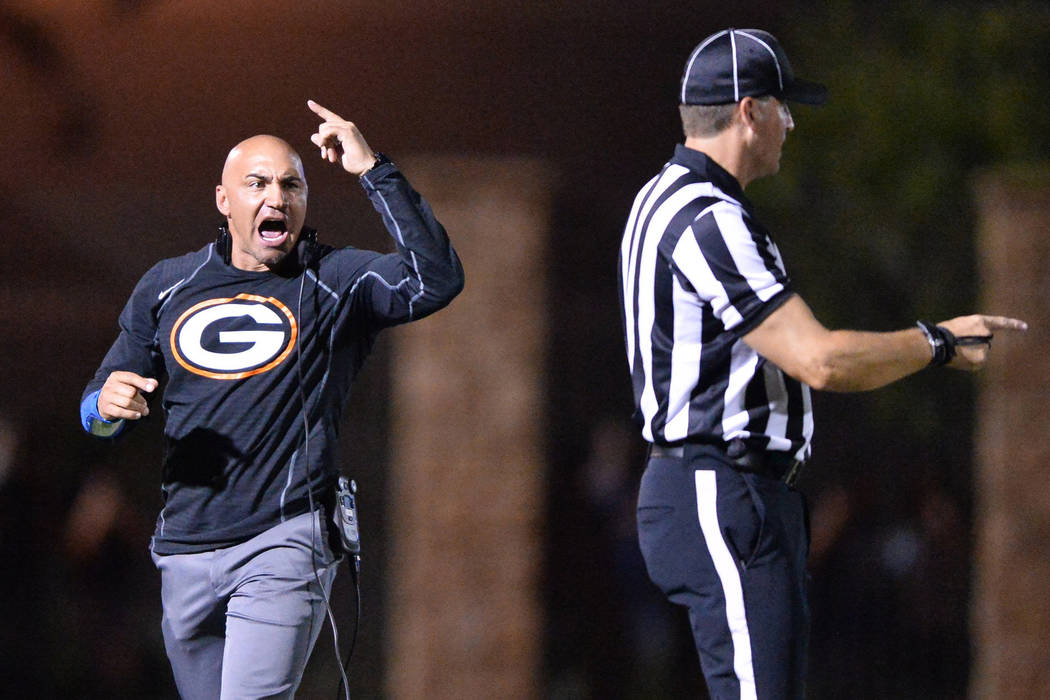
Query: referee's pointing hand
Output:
[[938, 314, 1028, 371]]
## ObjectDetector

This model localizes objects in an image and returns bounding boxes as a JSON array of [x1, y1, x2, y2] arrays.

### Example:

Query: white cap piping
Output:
[[680, 29, 729, 103], [737, 30, 783, 91]]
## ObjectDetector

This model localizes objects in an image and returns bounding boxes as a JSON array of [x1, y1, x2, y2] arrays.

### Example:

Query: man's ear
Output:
[[215, 185, 230, 216], [737, 97, 759, 130]]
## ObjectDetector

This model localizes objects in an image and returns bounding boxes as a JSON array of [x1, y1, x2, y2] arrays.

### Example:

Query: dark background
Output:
[[3, 0, 1049, 697]]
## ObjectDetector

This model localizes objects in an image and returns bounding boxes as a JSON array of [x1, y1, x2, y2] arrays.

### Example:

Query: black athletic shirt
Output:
[[81, 161, 464, 554]]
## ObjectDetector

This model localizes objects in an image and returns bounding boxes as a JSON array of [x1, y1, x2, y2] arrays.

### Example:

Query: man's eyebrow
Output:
[[240, 170, 300, 178], [243, 171, 303, 183]]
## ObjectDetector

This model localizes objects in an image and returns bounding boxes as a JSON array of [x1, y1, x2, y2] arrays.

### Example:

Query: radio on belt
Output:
[[334, 476, 361, 555]]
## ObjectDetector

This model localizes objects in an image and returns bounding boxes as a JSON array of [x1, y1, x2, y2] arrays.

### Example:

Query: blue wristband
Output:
[[80, 389, 126, 437]]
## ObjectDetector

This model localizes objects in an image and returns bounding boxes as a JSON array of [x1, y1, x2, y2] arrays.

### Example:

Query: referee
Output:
[[618, 28, 1026, 698]]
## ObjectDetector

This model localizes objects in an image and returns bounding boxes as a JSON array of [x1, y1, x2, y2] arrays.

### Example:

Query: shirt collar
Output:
[[670, 144, 753, 212]]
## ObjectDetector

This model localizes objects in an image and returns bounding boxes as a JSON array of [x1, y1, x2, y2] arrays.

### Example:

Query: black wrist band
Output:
[[955, 335, 993, 346], [916, 320, 957, 367], [359, 151, 392, 178]]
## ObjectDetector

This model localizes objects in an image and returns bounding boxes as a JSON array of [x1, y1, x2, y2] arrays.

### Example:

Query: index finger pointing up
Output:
[[307, 99, 342, 122]]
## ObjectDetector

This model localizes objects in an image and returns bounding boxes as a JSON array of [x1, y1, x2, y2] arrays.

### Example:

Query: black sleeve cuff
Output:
[[733, 288, 795, 337], [358, 152, 397, 189]]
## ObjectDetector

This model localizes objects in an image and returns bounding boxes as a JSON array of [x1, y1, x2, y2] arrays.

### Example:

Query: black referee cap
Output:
[[680, 29, 827, 106]]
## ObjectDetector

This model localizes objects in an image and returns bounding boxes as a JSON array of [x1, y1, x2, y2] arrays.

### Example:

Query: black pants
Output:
[[636, 444, 809, 699]]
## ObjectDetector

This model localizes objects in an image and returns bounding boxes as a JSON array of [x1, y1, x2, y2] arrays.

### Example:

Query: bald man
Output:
[[80, 101, 464, 698]]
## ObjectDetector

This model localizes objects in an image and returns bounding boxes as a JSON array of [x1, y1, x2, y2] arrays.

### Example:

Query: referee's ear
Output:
[[737, 96, 760, 131]]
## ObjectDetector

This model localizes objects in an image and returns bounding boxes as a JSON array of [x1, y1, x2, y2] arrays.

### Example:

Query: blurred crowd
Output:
[[0, 414, 173, 698]]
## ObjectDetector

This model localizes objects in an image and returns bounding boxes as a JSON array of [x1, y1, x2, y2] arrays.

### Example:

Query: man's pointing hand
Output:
[[307, 100, 378, 176]]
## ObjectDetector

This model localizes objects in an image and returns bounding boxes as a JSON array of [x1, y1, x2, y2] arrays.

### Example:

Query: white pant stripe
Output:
[[694, 469, 757, 700]]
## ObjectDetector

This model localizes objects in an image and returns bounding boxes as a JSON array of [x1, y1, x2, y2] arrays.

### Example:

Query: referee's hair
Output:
[[679, 103, 738, 138], [681, 96, 780, 138]]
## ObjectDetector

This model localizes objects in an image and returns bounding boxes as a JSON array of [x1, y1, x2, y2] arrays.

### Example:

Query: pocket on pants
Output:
[[636, 505, 676, 560], [636, 505, 674, 525], [635, 504, 684, 596], [719, 471, 767, 570]]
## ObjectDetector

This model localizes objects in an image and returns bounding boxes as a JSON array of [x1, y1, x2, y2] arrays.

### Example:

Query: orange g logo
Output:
[[170, 294, 298, 380]]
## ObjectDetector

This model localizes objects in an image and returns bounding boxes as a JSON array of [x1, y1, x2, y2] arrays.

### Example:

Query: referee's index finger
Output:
[[984, 315, 1028, 332], [307, 99, 340, 122]]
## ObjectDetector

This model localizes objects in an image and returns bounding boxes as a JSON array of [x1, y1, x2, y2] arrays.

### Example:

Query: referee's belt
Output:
[[648, 438, 804, 486]]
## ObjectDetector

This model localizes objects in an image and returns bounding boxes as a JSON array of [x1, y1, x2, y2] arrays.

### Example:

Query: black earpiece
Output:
[[300, 226, 320, 269], [216, 224, 232, 265]]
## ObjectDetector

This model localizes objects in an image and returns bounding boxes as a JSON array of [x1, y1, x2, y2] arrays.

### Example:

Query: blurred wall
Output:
[[972, 166, 1050, 700]]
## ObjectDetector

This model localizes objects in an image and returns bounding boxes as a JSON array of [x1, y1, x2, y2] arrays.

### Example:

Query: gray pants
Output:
[[152, 511, 340, 699]]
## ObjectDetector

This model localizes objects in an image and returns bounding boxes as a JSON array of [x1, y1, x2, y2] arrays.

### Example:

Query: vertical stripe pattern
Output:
[[695, 469, 757, 699], [619, 146, 812, 459]]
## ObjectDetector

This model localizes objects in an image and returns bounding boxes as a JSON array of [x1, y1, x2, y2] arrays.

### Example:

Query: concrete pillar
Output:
[[972, 166, 1050, 699], [386, 156, 551, 700]]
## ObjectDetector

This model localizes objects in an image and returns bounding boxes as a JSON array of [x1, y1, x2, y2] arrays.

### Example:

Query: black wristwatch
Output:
[[360, 151, 392, 178]]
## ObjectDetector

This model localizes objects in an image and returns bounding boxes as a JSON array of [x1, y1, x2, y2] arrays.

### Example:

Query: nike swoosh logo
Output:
[[158, 279, 185, 302]]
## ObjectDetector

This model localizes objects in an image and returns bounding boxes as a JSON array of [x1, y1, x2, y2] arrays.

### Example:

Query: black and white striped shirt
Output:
[[619, 145, 812, 460]]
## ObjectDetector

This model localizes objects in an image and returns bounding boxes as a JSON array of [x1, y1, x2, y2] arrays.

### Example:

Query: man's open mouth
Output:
[[258, 219, 289, 244]]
